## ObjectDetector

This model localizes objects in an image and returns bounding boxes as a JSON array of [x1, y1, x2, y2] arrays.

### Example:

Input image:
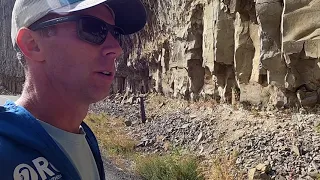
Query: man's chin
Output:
[[89, 91, 110, 104]]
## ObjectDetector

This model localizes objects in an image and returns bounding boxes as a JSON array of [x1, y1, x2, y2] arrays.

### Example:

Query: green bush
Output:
[[135, 154, 204, 180]]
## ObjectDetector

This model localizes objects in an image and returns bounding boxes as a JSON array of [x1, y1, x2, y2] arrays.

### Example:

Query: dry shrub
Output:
[[210, 153, 246, 180], [84, 113, 137, 157]]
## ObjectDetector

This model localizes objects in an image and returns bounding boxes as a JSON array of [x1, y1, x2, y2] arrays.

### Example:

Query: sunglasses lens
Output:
[[78, 17, 108, 45], [110, 27, 123, 45], [78, 17, 123, 46]]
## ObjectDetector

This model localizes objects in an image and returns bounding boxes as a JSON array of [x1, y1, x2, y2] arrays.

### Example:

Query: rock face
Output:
[[3, 0, 320, 107], [112, 0, 320, 108], [0, 1, 24, 93]]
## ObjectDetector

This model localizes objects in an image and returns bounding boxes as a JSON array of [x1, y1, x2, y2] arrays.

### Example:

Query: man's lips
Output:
[[95, 69, 114, 77], [99, 71, 112, 76]]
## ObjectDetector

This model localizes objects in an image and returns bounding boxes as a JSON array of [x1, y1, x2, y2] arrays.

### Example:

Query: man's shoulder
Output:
[[0, 135, 44, 164], [0, 136, 63, 179], [0, 105, 6, 112], [0, 105, 64, 179], [0, 104, 21, 119], [0, 105, 10, 115], [0, 134, 36, 155]]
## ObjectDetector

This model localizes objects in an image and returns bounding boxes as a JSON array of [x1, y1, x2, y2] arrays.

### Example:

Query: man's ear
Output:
[[16, 28, 44, 62]]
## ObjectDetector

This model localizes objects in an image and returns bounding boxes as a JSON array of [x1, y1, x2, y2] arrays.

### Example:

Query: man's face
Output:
[[37, 4, 123, 104]]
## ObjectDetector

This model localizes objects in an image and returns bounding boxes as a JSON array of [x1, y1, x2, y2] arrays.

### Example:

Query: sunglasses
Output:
[[29, 15, 124, 46]]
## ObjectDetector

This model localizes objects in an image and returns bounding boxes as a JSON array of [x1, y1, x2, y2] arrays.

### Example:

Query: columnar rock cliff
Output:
[[0, 0, 24, 93], [112, 0, 320, 108], [2, 0, 320, 108]]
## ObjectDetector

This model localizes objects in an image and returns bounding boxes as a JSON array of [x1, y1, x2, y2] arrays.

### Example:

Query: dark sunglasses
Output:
[[29, 15, 124, 46]]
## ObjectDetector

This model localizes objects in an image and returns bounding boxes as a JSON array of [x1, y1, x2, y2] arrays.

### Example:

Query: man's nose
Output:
[[101, 33, 123, 58]]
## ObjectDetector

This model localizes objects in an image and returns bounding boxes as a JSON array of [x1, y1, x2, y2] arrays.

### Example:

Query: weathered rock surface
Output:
[[3, 1, 320, 105], [0, 1, 24, 93], [110, 0, 320, 108]]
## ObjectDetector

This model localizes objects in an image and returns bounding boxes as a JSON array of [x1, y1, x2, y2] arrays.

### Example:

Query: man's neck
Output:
[[16, 83, 89, 134]]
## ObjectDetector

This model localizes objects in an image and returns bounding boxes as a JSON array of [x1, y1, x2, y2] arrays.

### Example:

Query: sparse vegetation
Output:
[[315, 123, 320, 134], [135, 153, 205, 180], [85, 113, 206, 180], [84, 113, 136, 157], [210, 152, 245, 180]]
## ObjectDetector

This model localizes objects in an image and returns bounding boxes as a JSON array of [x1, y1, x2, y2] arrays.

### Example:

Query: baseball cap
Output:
[[11, 0, 147, 47]]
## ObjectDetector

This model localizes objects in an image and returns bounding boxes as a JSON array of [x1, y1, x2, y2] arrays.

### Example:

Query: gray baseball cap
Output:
[[11, 0, 147, 47]]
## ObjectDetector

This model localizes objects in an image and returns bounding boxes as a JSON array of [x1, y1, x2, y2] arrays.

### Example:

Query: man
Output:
[[0, 0, 146, 179]]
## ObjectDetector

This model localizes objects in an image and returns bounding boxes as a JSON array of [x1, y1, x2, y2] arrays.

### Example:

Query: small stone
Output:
[[181, 123, 190, 129], [126, 96, 134, 104], [199, 145, 204, 154], [264, 161, 270, 166], [163, 142, 171, 151], [291, 145, 301, 156], [236, 158, 242, 164], [299, 108, 307, 114], [248, 168, 257, 180], [279, 145, 290, 152], [159, 102, 165, 108], [247, 167, 271, 180], [136, 141, 145, 147], [301, 169, 307, 177], [309, 171, 319, 179], [124, 120, 132, 126], [166, 127, 173, 132], [190, 113, 197, 119], [311, 160, 319, 171], [196, 132, 203, 143], [256, 163, 271, 173], [275, 175, 286, 180], [260, 173, 271, 180], [156, 135, 167, 142], [314, 155, 320, 161]]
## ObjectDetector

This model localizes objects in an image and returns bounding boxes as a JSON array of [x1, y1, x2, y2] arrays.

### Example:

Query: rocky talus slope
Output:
[[91, 94, 320, 180]]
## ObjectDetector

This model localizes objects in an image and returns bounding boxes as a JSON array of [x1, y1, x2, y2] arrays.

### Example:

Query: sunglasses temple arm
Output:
[[29, 16, 80, 30]]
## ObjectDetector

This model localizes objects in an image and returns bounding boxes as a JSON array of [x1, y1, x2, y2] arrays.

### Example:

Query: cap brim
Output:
[[53, 0, 147, 35]]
